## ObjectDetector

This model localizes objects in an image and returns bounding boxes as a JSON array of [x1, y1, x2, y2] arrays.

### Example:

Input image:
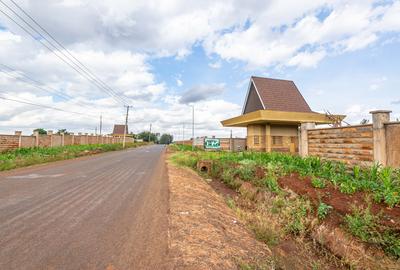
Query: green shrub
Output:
[[221, 167, 242, 189], [264, 176, 280, 194], [284, 198, 312, 235], [345, 206, 376, 241], [237, 159, 256, 181], [317, 202, 332, 220], [345, 206, 400, 258], [311, 177, 326, 189]]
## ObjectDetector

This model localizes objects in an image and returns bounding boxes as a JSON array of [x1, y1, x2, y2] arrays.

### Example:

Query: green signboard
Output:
[[204, 138, 221, 149]]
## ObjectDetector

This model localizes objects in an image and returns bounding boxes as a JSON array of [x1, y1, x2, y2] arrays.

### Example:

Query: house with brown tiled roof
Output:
[[221, 76, 345, 152]]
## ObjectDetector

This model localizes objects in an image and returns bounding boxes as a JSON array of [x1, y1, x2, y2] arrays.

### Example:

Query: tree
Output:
[[137, 131, 158, 143], [159, 134, 173, 144], [57, 129, 70, 135], [360, 119, 370, 125], [33, 128, 47, 135]]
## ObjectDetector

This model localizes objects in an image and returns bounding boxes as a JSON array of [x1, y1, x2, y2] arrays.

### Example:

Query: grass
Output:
[[0, 142, 147, 171], [170, 149, 400, 208], [170, 146, 400, 259], [345, 206, 400, 258]]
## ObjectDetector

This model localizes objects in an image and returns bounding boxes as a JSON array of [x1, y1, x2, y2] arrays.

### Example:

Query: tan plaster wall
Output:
[[386, 123, 400, 168]]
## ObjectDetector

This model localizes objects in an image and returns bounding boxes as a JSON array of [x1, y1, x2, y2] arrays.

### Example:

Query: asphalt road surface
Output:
[[0, 145, 170, 270]]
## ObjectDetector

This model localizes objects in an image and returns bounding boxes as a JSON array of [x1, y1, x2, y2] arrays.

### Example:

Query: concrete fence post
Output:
[[47, 130, 53, 147], [15, 131, 22, 148], [370, 110, 391, 166], [300, 122, 315, 157], [61, 133, 65, 146], [70, 132, 74, 145], [33, 131, 39, 147]]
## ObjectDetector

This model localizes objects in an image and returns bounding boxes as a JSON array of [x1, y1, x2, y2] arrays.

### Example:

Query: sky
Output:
[[0, 0, 399, 140]]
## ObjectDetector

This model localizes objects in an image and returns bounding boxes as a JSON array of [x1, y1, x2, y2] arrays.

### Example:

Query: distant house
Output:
[[112, 124, 128, 137], [221, 76, 345, 153]]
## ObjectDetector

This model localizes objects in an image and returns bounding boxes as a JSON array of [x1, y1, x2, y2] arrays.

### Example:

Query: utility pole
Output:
[[230, 129, 233, 151], [182, 123, 185, 142], [99, 114, 103, 136], [191, 105, 194, 150], [123, 106, 130, 148], [148, 123, 152, 143]]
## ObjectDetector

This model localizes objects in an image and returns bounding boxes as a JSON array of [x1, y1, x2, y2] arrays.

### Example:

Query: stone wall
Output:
[[0, 131, 134, 152], [303, 110, 400, 168], [307, 125, 374, 166]]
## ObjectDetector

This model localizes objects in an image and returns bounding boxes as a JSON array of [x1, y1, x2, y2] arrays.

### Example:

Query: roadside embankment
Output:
[[166, 154, 272, 269], [168, 146, 400, 269]]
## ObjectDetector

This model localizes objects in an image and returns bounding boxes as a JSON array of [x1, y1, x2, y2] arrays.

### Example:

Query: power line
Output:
[[0, 0, 130, 106], [0, 64, 92, 109], [0, 94, 99, 117], [0, 0, 127, 105], [7, 0, 130, 105]]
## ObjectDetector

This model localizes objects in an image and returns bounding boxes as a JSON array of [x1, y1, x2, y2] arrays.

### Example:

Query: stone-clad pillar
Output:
[[370, 110, 391, 166], [299, 122, 315, 157]]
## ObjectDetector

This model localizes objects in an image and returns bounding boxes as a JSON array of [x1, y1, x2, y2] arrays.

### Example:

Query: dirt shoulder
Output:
[[166, 157, 271, 269]]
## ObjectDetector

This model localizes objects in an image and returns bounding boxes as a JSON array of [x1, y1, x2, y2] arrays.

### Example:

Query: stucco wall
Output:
[[246, 124, 298, 152], [386, 123, 400, 168]]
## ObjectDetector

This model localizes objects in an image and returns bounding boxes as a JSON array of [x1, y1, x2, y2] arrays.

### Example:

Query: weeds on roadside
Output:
[[317, 202, 332, 220], [345, 205, 400, 258], [169, 148, 400, 208], [0, 142, 146, 171]]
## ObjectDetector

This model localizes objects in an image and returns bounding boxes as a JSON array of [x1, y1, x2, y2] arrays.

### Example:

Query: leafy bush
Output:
[[264, 176, 280, 194], [345, 206, 400, 258], [311, 177, 326, 189], [238, 159, 256, 181], [317, 202, 332, 220], [284, 198, 312, 235]]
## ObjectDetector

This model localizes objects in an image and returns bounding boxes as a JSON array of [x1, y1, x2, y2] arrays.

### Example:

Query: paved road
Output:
[[0, 145, 169, 270]]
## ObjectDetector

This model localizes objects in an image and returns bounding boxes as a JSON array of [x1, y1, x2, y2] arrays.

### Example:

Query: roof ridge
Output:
[[251, 76, 294, 83]]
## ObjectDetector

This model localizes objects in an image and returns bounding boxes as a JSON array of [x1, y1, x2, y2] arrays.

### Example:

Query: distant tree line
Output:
[[32, 128, 174, 144]]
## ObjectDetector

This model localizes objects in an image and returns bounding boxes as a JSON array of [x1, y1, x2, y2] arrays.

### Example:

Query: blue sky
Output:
[[0, 0, 399, 138]]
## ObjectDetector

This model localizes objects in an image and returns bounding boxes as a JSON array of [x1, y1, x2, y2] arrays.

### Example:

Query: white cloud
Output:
[[0, 0, 399, 137], [287, 50, 326, 68], [180, 83, 225, 104], [208, 61, 221, 69]]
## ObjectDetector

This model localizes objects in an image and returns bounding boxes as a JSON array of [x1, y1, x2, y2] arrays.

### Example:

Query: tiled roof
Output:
[[250, 76, 312, 113], [113, 124, 127, 135]]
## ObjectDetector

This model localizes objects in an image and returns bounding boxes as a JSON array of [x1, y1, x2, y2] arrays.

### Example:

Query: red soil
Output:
[[278, 173, 400, 229]]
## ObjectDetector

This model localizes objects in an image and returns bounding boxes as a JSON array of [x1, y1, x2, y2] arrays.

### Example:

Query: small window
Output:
[[272, 136, 283, 146], [254, 135, 260, 145]]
